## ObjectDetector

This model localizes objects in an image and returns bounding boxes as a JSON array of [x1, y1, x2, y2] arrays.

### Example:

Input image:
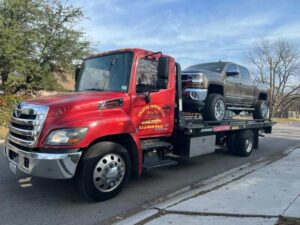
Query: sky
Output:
[[72, 0, 300, 68]]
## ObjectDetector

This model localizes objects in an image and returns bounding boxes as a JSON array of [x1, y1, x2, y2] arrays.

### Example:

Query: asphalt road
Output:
[[0, 123, 299, 225]]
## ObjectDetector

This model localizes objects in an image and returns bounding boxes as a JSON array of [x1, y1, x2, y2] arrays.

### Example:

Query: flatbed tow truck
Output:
[[4, 48, 273, 201]]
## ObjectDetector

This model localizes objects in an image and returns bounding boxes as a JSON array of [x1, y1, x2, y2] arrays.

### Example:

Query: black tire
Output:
[[202, 94, 226, 121], [253, 100, 269, 119], [235, 130, 254, 157], [76, 141, 131, 202], [226, 133, 236, 154]]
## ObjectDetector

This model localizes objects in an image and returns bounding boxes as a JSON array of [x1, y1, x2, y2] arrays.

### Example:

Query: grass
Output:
[[234, 115, 300, 123], [272, 117, 300, 123], [0, 95, 24, 140], [0, 126, 8, 140], [275, 216, 300, 225]]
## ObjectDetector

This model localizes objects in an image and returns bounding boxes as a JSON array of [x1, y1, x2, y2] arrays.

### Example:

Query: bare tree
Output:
[[247, 40, 300, 118]]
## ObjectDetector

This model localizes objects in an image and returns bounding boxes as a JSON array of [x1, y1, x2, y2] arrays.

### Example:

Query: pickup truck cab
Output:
[[182, 62, 269, 121]]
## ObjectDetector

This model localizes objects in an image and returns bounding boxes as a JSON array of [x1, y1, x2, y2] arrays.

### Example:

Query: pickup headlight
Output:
[[184, 88, 208, 101], [191, 75, 204, 83], [45, 127, 88, 145]]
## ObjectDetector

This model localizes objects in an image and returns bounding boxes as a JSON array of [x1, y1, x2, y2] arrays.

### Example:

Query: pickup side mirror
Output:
[[157, 56, 170, 89], [226, 71, 239, 76]]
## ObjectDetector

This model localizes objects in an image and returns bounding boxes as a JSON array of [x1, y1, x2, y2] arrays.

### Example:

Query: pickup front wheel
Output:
[[76, 141, 131, 201], [202, 94, 226, 121]]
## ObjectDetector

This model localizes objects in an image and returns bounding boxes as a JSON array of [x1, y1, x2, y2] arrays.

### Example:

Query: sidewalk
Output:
[[115, 147, 300, 225]]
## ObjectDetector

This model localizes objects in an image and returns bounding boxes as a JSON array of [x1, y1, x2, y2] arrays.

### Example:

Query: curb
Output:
[[112, 145, 300, 225], [114, 209, 159, 225]]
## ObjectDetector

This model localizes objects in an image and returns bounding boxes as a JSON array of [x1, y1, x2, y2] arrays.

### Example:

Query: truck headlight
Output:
[[45, 127, 88, 145]]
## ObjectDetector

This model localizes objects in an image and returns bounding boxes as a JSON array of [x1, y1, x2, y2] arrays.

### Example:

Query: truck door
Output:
[[131, 56, 175, 138], [225, 63, 241, 105], [238, 66, 256, 106]]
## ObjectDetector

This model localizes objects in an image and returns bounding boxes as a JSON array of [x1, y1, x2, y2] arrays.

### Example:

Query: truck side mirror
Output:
[[75, 66, 81, 90], [75, 66, 81, 82], [157, 57, 170, 89]]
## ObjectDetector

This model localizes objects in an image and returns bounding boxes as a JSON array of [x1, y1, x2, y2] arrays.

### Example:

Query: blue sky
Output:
[[72, 0, 300, 68]]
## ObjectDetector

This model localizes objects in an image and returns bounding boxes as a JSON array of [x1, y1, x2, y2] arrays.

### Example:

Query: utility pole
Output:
[[269, 59, 273, 117]]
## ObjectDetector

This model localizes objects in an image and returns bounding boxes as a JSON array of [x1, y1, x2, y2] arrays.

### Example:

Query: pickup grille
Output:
[[182, 75, 189, 80], [7, 103, 49, 150]]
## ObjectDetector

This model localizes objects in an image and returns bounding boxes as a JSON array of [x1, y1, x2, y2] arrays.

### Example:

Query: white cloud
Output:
[[267, 22, 300, 40], [72, 0, 300, 68]]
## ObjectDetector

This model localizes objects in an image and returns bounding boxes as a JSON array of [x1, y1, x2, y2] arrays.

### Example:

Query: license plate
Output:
[[10, 162, 17, 174]]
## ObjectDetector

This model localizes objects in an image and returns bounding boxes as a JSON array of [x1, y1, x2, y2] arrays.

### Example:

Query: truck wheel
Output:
[[226, 133, 236, 154], [76, 141, 131, 201], [235, 130, 254, 157], [253, 100, 269, 119], [202, 94, 226, 121]]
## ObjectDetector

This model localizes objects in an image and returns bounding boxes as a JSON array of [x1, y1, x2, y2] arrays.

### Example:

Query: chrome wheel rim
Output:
[[214, 99, 225, 121], [93, 153, 125, 192], [261, 102, 269, 119], [245, 139, 253, 153]]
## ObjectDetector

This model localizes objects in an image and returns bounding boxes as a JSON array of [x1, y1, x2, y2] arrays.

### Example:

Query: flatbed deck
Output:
[[178, 119, 274, 137]]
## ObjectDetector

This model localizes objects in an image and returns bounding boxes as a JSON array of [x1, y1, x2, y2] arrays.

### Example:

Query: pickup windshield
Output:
[[185, 62, 226, 73], [78, 52, 133, 92]]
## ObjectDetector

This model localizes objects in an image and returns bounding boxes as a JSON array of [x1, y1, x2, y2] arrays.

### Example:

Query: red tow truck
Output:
[[4, 48, 273, 201]]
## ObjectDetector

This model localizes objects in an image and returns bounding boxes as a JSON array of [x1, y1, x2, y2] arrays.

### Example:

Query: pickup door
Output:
[[224, 63, 241, 105], [238, 66, 256, 106]]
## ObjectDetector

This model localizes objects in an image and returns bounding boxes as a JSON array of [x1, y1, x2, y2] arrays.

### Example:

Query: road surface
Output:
[[0, 123, 299, 225]]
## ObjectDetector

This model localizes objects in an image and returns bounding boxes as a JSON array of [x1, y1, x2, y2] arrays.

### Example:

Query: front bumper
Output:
[[183, 99, 205, 112], [4, 141, 82, 179]]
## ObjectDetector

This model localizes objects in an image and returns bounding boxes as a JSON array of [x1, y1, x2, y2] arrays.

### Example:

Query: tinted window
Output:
[[136, 58, 158, 93], [239, 66, 250, 79], [226, 64, 238, 74], [185, 62, 226, 73]]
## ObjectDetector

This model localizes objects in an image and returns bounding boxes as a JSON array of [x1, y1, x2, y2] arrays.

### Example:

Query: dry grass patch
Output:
[[0, 126, 8, 140], [276, 217, 300, 225], [272, 117, 300, 123]]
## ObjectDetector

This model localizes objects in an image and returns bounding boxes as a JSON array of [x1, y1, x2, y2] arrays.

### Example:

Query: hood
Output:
[[182, 69, 222, 84], [182, 69, 221, 76], [26, 91, 128, 117]]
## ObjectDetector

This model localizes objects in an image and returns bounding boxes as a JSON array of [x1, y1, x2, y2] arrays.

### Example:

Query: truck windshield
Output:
[[78, 52, 133, 92], [185, 62, 226, 73]]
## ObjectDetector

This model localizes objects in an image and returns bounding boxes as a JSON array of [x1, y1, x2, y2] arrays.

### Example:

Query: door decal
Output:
[[137, 104, 167, 130]]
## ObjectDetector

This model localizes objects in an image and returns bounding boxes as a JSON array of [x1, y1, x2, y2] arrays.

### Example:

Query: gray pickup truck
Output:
[[182, 61, 269, 121]]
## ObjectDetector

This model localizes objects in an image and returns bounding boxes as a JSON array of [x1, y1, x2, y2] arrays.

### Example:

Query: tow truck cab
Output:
[[4, 48, 273, 201]]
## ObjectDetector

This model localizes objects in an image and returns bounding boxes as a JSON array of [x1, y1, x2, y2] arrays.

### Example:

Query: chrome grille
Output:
[[7, 103, 49, 148]]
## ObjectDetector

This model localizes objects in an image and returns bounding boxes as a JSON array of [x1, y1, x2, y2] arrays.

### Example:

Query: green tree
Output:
[[0, 0, 90, 94]]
